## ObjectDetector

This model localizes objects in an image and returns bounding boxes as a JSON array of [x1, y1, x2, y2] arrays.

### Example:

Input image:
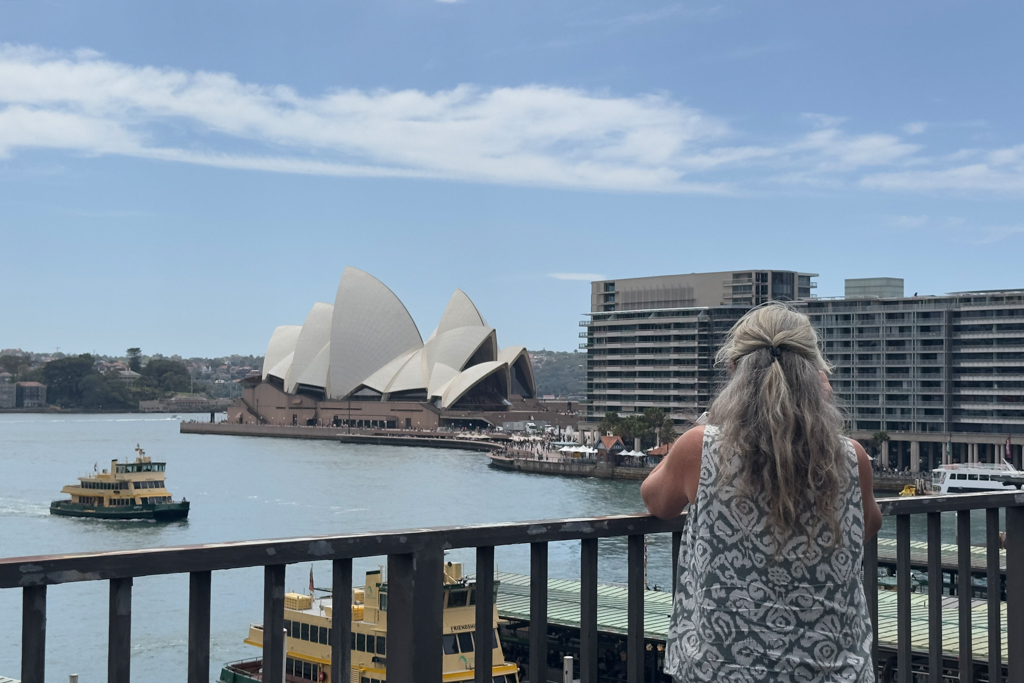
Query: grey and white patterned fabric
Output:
[[664, 425, 874, 682]]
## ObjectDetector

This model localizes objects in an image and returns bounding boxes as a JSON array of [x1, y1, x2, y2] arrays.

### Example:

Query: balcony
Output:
[[4, 494, 1024, 683]]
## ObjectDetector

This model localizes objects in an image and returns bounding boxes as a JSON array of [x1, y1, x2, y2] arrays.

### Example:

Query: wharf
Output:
[[487, 453, 651, 481], [179, 422, 497, 451], [494, 571, 1007, 663], [875, 537, 1006, 577]]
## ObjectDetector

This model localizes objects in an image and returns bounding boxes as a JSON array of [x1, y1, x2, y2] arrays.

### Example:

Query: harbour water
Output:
[[0, 413, 660, 681], [0, 414, 1000, 680]]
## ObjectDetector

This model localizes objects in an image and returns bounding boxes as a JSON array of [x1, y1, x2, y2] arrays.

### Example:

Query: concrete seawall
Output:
[[179, 422, 497, 451], [487, 455, 652, 481]]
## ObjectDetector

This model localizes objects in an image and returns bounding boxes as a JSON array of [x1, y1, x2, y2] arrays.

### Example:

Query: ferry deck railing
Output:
[[2, 490, 1024, 683]]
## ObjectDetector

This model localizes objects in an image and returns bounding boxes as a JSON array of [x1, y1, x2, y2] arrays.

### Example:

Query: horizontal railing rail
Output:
[[5, 491, 1024, 683]]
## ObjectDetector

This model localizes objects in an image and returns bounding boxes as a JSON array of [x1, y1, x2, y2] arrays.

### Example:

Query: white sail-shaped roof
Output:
[[429, 289, 487, 340], [266, 351, 294, 383], [293, 343, 331, 393], [427, 363, 460, 399], [262, 325, 302, 380], [360, 348, 419, 393], [423, 326, 496, 376], [498, 345, 536, 398], [329, 267, 423, 400], [440, 360, 509, 409], [285, 302, 334, 393]]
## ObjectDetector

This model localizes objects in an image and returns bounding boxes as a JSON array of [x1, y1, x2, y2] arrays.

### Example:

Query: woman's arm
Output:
[[641, 425, 704, 519], [850, 438, 883, 540]]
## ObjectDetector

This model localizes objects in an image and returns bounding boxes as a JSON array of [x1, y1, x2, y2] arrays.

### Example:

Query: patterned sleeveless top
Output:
[[663, 425, 874, 682]]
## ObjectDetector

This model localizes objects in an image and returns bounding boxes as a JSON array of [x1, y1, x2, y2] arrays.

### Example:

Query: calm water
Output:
[[0, 414, 660, 682]]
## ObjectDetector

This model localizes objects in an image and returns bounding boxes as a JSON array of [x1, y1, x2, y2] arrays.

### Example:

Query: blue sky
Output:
[[2, 0, 1023, 357]]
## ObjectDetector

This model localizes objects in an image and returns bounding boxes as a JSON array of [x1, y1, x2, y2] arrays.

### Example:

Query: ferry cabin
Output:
[[61, 457, 173, 508], [244, 564, 519, 683], [931, 462, 1020, 494]]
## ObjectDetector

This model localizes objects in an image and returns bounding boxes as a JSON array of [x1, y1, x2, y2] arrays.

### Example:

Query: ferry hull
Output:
[[49, 499, 190, 521]]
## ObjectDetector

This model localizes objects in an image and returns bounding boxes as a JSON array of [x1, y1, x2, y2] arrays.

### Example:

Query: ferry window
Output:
[[319, 627, 328, 645], [286, 658, 294, 675], [376, 636, 386, 655], [443, 634, 458, 655], [310, 625, 319, 642], [284, 619, 291, 635], [361, 678, 370, 683], [357, 633, 365, 651], [301, 622, 310, 641], [351, 633, 356, 649], [292, 621, 301, 638], [380, 592, 387, 611], [448, 589, 468, 608], [366, 635, 375, 653], [457, 633, 474, 653], [968, 474, 979, 481], [303, 662, 313, 679], [494, 677, 507, 683], [980, 475, 990, 481], [468, 589, 475, 606], [328, 628, 332, 643]]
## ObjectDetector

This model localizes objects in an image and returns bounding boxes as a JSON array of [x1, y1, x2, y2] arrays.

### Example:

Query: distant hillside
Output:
[[529, 349, 585, 399]]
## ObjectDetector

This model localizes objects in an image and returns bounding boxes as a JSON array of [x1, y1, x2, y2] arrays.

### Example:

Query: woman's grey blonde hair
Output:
[[708, 302, 849, 544]]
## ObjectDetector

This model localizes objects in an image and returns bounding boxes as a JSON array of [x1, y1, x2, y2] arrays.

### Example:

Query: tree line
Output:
[[1, 351, 192, 410], [596, 407, 677, 450]]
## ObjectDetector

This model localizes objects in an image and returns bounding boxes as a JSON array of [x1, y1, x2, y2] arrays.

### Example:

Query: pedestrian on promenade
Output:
[[642, 303, 882, 682]]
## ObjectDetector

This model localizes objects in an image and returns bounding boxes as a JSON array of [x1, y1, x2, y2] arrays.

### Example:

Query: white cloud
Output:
[[2, 44, 1024, 195], [549, 273, 604, 281], [903, 121, 928, 135]]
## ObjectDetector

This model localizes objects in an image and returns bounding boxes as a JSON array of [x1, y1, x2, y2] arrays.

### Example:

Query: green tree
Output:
[[126, 348, 142, 373], [870, 431, 890, 458], [78, 374, 132, 410], [613, 415, 646, 444], [142, 359, 191, 393], [596, 411, 620, 435], [659, 417, 677, 447], [0, 355, 23, 375], [40, 354, 96, 407]]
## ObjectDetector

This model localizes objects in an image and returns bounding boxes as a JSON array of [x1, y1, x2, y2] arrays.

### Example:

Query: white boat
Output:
[[930, 462, 1021, 494]]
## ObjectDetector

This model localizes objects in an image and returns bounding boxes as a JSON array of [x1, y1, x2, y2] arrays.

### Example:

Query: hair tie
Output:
[[769, 346, 783, 363]]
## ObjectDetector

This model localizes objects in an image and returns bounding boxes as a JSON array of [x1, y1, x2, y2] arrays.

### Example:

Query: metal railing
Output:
[[3, 492, 1024, 683]]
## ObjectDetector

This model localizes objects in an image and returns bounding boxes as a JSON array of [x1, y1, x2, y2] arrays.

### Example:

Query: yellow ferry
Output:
[[49, 445, 189, 521], [219, 562, 520, 683]]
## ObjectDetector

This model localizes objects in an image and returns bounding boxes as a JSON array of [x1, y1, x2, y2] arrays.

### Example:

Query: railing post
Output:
[[896, 515, 911, 683], [263, 565, 286, 683], [331, 559, 352, 683], [627, 534, 644, 683], [957, 510, 974, 683], [108, 577, 132, 683], [188, 571, 211, 683], [1007, 504, 1024, 683], [474, 546, 494, 683], [388, 547, 444, 683], [21, 585, 45, 683], [580, 538, 598, 683], [530, 542, 548, 683], [987, 508, 1002, 683], [671, 530, 682, 599], [927, 512, 942, 683], [864, 534, 879, 679]]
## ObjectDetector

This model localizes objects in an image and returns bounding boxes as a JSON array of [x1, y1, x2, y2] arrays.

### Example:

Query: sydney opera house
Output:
[[227, 267, 541, 430]]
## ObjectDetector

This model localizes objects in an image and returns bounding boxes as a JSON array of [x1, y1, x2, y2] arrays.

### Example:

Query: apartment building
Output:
[[581, 271, 1024, 471], [805, 288, 1024, 469], [580, 270, 817, 431]]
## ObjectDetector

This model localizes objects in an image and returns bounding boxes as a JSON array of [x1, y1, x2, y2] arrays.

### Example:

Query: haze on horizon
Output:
[[2, 1, 1023, 358]]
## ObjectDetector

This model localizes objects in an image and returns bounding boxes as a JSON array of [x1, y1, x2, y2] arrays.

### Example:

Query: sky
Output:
[[2, 0, 1024, 358]]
